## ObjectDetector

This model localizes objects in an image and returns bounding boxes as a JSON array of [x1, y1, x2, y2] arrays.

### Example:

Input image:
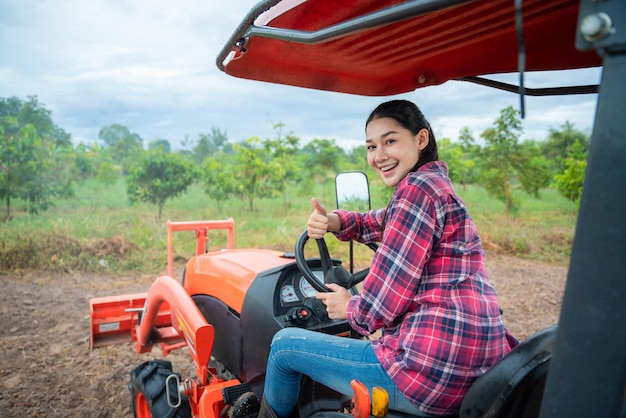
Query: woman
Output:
[[257, 100, 517, 418]]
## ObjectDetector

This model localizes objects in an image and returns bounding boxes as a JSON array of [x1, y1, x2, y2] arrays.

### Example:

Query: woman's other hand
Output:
[[315, 283, 351, 319]]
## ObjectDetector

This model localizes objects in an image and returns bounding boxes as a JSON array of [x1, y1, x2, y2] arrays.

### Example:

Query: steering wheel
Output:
[[295, 230, 377, 293]]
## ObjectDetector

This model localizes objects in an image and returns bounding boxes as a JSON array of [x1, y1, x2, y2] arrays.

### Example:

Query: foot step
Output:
[[222, 383, 253, 404]]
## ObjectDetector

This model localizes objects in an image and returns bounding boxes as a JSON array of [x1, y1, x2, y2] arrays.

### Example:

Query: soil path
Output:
[[0, 252, 567, 417]]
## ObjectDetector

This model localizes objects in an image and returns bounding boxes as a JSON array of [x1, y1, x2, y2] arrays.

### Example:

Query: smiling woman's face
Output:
[[365, 117, 429, 187]]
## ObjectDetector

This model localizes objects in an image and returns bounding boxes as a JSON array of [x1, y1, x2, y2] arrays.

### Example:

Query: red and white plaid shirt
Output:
[[336, 161, 517, 416]]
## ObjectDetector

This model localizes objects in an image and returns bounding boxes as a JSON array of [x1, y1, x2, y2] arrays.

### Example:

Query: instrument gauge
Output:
[[280, 284, 299, 304], [299, 276, 318, 298]]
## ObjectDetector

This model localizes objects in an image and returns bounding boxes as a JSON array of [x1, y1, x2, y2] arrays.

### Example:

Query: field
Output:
[[0, 176, 578, 273], [0, 177, 576, 416]]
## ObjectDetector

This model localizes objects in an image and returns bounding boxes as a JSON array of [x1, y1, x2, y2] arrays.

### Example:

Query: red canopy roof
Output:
[[217, 0, 601, 96]]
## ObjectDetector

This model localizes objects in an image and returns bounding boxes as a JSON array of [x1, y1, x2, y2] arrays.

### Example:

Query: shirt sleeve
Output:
[[346, 182, 440, 335], [333, 208, 385, 244]]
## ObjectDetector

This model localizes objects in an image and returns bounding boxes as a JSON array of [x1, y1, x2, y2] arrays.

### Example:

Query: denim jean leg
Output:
[[263, 327, 432, 418]]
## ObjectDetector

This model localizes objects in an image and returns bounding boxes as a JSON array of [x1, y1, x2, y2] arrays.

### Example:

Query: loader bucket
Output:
[[89, 293, 172, 349]]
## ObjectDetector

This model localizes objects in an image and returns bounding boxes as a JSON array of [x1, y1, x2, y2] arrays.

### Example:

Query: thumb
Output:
[[311, 197, 327, 216]]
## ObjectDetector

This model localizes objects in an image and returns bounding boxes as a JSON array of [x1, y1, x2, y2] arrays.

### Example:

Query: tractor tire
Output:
[[129, 359, 192, 418]]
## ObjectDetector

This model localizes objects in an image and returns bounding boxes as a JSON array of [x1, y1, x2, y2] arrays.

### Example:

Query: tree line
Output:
[[1, 95, 589, 222]]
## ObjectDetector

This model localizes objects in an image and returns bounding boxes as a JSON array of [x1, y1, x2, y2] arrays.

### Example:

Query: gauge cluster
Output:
[[279, 270, 324, 306], [272, 265, 357, 332]]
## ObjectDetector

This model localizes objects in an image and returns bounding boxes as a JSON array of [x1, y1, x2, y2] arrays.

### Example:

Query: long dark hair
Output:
[[366, 100, 438, 172]]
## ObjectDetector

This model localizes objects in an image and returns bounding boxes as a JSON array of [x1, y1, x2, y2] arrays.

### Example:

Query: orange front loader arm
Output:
[[137, 275, 215, 385], [91, 275, 215, 385]]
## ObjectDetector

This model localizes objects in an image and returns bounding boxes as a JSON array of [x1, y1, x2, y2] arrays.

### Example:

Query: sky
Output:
[[0, 0, 603, 151]]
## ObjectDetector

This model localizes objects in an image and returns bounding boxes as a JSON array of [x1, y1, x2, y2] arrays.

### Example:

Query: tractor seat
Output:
[[459, 325, 557, 418]]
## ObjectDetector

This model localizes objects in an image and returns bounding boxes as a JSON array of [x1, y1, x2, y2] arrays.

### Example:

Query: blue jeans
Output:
[[263, 327, 436, 418]]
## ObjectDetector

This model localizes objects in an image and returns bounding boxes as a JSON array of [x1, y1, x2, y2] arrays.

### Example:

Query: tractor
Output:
[[91, 172, 558, 418], [90, 0, 625, 417]]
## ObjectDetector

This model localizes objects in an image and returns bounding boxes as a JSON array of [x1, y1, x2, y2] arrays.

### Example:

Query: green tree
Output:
[[73, 143, 97, 180], [231, 137, 281, 211], [481, 106, 527, 216], [345, 145, 369, 172], [0, 96, 74, 221], [126, 149, 196, 220], [550, 138, 587, 204], [263, 123, 301, 214], [148, 138, 171, 153], [1, 96, 72, 147], [193, 126, 229, 164], [72, 140, 119, 184], [97, 161, 119, 187], [540, 122, 589, 171], [554, 157, 587, 205], [98, 124, 143, 174], [1, 121, 40, 220], [456, 127, 480, 188], [518, 140, 551, 198], [302, 138, 344, 198], [438, 137, 466, 185], [536, 123, 589, 202], [200, 152, 235, 209]]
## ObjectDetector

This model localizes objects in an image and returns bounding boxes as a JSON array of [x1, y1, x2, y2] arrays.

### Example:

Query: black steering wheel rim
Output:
[[294, 231, 377, 293], [295, 231, 333, 293]]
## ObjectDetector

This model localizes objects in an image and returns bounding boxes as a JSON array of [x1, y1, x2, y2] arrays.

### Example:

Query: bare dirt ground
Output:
[[0, 252, 568, 417]]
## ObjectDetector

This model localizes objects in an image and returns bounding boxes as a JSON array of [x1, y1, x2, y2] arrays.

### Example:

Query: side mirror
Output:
[[335, 171, 371, 211]]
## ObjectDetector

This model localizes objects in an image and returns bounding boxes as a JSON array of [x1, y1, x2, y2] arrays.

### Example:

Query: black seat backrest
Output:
[[459, 325, 557, 418]]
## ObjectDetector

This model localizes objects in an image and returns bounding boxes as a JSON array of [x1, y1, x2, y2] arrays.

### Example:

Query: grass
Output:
[[0, 177, 578, 275], [457, 185, 578, 264]]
